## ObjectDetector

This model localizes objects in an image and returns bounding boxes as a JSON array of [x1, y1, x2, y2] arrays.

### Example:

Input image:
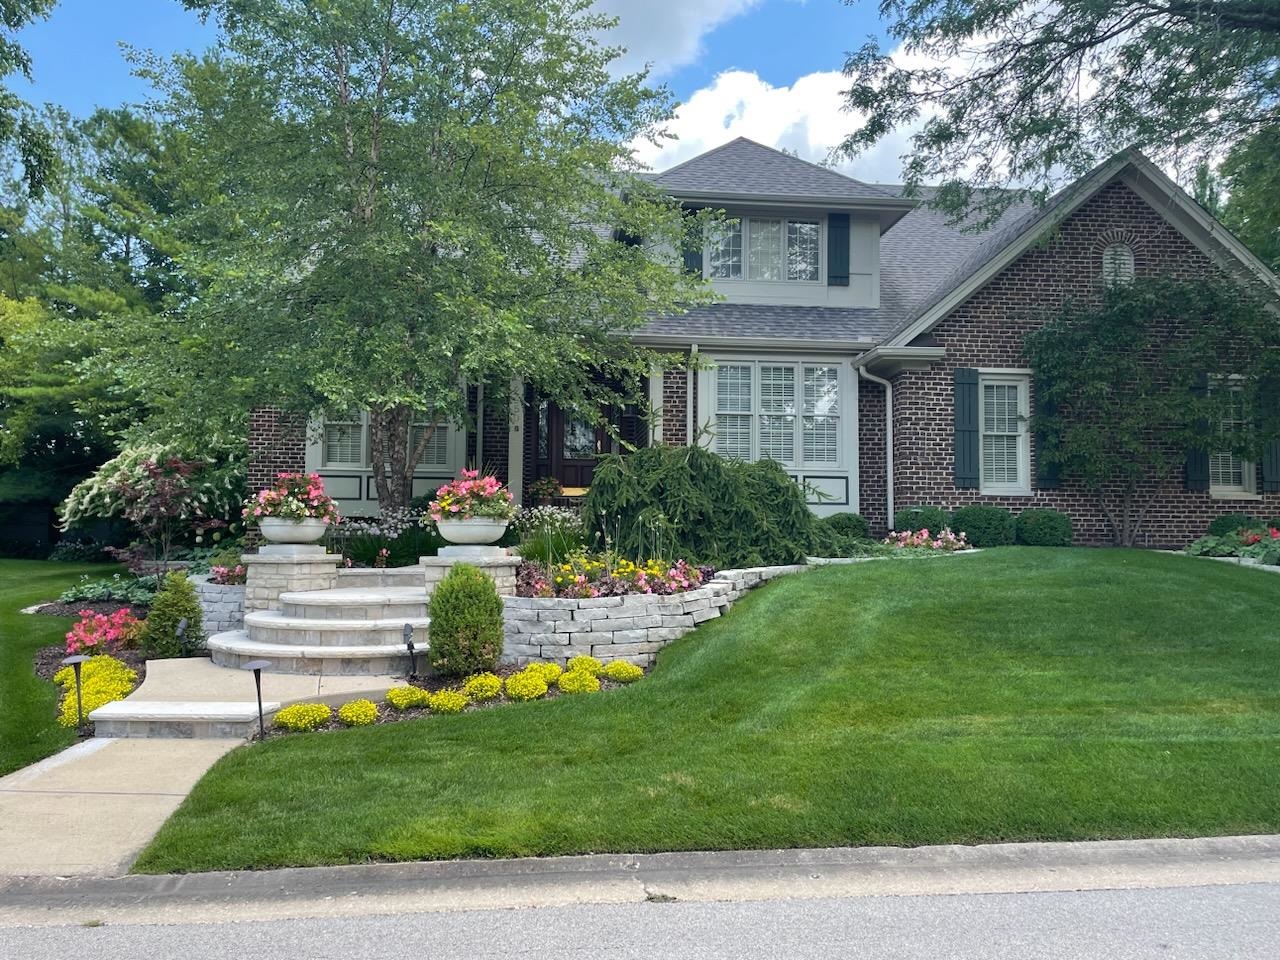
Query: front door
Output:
[[538, 403, 611, 489]]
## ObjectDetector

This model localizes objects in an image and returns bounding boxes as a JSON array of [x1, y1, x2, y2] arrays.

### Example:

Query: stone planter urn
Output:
[[436, 517, 509, 545], [259, 517, 330, 544]]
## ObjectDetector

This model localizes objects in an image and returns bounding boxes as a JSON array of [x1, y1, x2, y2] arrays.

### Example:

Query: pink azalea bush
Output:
[[65, 608, 141, 655], [883, 527, 970, 551], [427, 469, 515, 523], [243, 472, 340, 524]]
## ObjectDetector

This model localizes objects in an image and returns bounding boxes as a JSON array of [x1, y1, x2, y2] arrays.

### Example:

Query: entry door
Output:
[[553, 408, 609, 488]]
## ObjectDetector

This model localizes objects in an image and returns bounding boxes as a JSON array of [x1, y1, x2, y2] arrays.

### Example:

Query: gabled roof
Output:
[[650, 137, 912, 212]]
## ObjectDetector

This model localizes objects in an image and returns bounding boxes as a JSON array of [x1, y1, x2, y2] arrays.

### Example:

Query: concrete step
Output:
[[244, 610, 429, 647], [90, 699, 280, 739], [278, 586, 427, 622], [335, 567, 424, 588], [208, 630, 419, 676]]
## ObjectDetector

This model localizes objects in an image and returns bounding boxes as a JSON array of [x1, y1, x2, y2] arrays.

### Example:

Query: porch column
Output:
[[507, 375, 524, 504]]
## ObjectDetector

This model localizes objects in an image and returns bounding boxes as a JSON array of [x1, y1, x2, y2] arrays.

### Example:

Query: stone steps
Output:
[[244, 610, 428, 647], [90, 699, 280, 739], [278, 586, 427, 621], [208, 630, 417, 676], [335, 567, 424, 588]]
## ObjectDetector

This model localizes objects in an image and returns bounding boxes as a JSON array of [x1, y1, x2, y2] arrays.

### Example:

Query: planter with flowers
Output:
[[428, 470, 516, 545], [244, 472, 341, 543]]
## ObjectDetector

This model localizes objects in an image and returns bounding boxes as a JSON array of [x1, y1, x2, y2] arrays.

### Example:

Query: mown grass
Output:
[[0, 559, 120, 776], [135, 548, 1280, 873]]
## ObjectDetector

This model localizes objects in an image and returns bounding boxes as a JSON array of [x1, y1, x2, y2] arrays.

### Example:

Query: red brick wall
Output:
[[892, 179, 1280, 546], [857, 378, 888, 534], [661, 365, 691, 445], [247, 407, 306, 492]]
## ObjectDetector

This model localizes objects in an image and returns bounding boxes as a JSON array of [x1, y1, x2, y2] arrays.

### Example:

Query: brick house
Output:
[[250, 138, 1280, 546]]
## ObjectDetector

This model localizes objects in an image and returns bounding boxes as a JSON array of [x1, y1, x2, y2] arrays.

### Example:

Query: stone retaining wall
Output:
[[501, 564, 809, 667], [242, 546, 341, 613], [190, 574, 246, 636]]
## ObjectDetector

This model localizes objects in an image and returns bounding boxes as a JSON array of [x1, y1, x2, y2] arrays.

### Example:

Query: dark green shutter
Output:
[[1034, 381, 1061, 489], [1261, 373, 1280, 492], [1185, 371, 1210, 492], [954, 368, 980, 489], [827, 213, 850, 287]]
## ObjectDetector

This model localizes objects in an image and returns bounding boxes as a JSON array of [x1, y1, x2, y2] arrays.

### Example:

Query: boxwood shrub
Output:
[[1207, 512, 1261, 537], [428, 564, 502, 678], [820, 512, 871, 541], [892, 505, 949, 533], [950, 505, 1015, 547], [1015, 508, 1073, 546]]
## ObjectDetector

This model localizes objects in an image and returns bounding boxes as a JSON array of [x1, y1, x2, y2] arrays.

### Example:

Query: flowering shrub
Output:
[[53, 655, 138, 727], [523, 661, 562, 685], [504, 670, 548, 701], [244, 472, 340, 523], [209, 564, 247, 585], [275, 702, 333, 731], [427, 689, 469, 714], [462, 672, 503, 701], [526, 476, 563, 502], [883, 528, 970, 551], [427, 469, 515, 523], [518, 551, 705, 598], [557, 669, 601, 694], [65, 608, 141, 655], [337, 699, 378, 727], [1242, 527, 1280, 546], [601, 660, 644, 684], [385, 685, 431, 710], [566, 654, 603, 676]]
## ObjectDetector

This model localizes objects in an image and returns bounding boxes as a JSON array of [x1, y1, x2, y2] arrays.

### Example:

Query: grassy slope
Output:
[[135, 549, 1280, 873], [0, 559, 120, 776]]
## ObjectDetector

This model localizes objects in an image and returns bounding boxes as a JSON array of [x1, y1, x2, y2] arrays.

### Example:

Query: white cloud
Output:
[[632, 69, 920, 185], [595, 0, 762, 77]]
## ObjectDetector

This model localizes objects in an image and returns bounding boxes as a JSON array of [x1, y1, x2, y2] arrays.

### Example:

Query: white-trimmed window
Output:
[[708, 218, 821, 283], [1102, 243, 1135, 285], [1209, 383, 1256, 496], [323, 413, 365, 467], [411, 415, 450, 469], [713, 361, 841, 466], [979, 374, 1030, 493]]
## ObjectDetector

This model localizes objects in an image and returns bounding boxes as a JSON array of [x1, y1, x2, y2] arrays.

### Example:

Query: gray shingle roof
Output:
[[637, 303, 893, 344], [650, 137, 899, 203]]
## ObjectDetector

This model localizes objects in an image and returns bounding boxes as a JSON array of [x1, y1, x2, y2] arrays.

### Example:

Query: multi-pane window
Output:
[[1210, 384, 1254, 493], [1102, 242, 1135, 285], [708, 218, 821, 282], [713, 361, 842, 466], [979, 375, 1029, 492], [323, 414, 364, 467]]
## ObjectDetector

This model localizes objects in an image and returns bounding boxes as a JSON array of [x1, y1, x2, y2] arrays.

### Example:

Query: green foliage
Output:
[[58, 573, 158, 606], [141, 572, 204, 658], [839, 0, 1280, 225], [1221, 126, 1280, 273], [820, 513, 870, 542], [1185, 533, 1248, 558], [427, 564, 502, 678], [1015, 509, 1073, 547], [1208, 513, 1261, 538], [893, 505, 950, 534], [951, 505, 1015, 547], [1026, 277, 1280, 546], [582, 446, 816, 567]]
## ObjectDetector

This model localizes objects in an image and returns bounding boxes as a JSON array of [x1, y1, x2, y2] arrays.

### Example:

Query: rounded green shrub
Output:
[[892, 505, 949, 533], [504, 670, 548, 701], [601, 660, 644, 683], [1015, 509, 1073, 546], [557, 669, 601, 694], [950, 505, 1015, 547], [462, 672, 503, 701], [142, 572, 205, 658], [819, 512, 870, 542], [566, 654, 603, 677], [427, 564, 503, 677], [1208, 512, 1260, 537], [337, 699, 378, 727], [385, 685, 430, 711], [427, 689, 469, 714], [274, 702, 332, 732]]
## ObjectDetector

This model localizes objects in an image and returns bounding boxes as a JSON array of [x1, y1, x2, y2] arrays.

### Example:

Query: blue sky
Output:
[[15, 0, 906, 179]]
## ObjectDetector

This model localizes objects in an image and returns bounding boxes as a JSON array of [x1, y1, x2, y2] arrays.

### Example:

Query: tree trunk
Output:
[[368, 405, 418, 513]]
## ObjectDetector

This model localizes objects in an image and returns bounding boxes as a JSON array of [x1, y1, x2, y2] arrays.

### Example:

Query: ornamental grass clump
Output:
[[566, 654, 603, 676], [385, 685, 430, 711], [337, 699, 378, 727], [274, 703, 332, 732], [557, 669, 601, 695], [53, 655, 138, 727], [427, 689, 469, 714], [141, 572, 204, 657], [504, 670, 548, 701], [601, 660, 644, 684], [427, 564, 503, 677], [462, 672, 502, 701]]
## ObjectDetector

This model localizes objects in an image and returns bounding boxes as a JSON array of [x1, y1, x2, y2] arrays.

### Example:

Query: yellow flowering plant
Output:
[[427, 689, 469, 714], [385, 685, 430, 710], [504, 670, 548, 701], [557, 669, 601, 694], [462, 672, 503, 701], [601, 660, 644, 684], [566, 654, 603, 676], [53, 655, 138, 727], [274, 702, 332, 732], [337, 699, 378, 726]]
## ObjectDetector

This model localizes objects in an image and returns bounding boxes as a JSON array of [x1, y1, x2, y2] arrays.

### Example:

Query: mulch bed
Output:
[[32, 643, 150, 684], [30, 600, 149, 618]]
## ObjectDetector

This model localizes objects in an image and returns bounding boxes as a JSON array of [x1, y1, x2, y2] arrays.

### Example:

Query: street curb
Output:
[[3, 834, 1280, 926]]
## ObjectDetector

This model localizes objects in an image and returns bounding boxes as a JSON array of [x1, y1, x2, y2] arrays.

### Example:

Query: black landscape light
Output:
[[403, 623, 417, 678], [241, 659, 272, 739], [176, 617, 189, 656], [61, 655, 91, 728]]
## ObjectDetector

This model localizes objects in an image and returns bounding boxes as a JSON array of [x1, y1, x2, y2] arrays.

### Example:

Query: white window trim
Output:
[[978, 371, 1032, 496], [706, 216, 824, 285], [1208, 377, 1259, 499]]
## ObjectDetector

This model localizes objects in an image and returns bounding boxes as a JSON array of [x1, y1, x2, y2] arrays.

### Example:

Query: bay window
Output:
[[708, 217, 821, 282]]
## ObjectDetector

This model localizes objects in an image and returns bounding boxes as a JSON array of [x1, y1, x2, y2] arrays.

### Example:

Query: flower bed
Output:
[[516, 551, 713, 598], [883, 527, 970, 551], [1185, 525, 1280, 567]]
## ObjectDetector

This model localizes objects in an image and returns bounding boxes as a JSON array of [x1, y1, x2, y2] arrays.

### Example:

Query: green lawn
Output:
[[0, 559, 121, 776], [135, 548, 1280, 873]]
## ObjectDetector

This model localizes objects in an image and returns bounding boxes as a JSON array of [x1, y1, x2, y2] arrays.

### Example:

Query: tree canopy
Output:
[[841, 1, 1280, 223]]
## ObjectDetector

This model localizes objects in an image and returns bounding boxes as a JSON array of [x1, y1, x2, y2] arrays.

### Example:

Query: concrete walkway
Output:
[[0, 738, 237, 877]]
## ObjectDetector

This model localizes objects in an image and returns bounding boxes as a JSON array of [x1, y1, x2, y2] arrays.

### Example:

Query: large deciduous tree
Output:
[[1024, 277, 1280, 546], [0, 0, 58, 198], [841, 1, 1280, 223], [127, 0, 712, 510]]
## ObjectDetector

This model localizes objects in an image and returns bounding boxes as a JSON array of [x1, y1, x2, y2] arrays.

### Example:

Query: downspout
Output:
[[857, 365, 894, 526], [687, 343, 698, 446]]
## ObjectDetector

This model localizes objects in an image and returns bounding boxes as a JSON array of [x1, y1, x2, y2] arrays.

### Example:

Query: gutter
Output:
[[687, 343, 698, 445], [632, 334, 878, 353]]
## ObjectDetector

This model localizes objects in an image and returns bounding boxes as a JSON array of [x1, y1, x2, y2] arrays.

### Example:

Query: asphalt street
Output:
[[4, 882, 1278, 960]]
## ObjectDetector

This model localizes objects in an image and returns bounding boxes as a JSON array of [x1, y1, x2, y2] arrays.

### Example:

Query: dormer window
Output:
[[708, 217, 821, 283], [1102, 242, 1135, 285]]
